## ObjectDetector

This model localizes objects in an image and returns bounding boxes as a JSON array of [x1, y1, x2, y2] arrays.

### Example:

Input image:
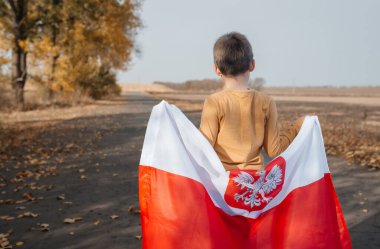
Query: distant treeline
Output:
[[154, 79, 224, 92], [154, 77, 266, 92], [0, 0, 142, 110]]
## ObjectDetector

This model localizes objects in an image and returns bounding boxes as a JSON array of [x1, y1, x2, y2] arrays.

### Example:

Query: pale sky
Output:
[[117, 0, 380, 86]]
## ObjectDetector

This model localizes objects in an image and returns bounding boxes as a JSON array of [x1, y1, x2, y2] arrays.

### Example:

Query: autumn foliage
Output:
[[0, 0, 142, 109]]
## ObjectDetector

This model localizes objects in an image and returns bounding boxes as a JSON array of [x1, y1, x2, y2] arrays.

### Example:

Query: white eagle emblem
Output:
[[232, 165, 283, 208]]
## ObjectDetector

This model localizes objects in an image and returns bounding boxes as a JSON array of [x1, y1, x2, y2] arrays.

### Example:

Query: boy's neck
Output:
[[223, 73, 250, 90]]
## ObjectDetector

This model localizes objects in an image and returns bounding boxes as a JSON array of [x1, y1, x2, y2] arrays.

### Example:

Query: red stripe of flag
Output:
[[139, 165, 351, 249]]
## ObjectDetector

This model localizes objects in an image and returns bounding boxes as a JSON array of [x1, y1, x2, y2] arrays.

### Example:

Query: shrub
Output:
[[75, 66, 121, 100]]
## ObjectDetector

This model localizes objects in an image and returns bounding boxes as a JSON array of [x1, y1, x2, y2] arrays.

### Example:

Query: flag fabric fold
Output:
[[139, 100, 352, 249]]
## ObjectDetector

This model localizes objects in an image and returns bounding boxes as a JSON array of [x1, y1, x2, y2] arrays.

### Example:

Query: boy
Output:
[[199, 32, 305, 171]]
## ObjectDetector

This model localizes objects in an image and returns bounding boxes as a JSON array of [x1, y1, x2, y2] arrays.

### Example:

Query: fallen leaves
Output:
[[128, 205, 141, 214], [15, 241, 24, 246], [0, 216, 16, 221], [127, 205, 134, 212], [2, 199, 13, 205], [18, 211, 39, 218], [15, 170, 33, 179], [64, 217, 83, 224], [22, 192, 35, 202], [0, 211, 39, 221], [325, 133, 380, 168], [0, 238, 11, 248], [9, 167, 59, 184], [0, 105, 146, 247], [0, 229, 13, 249], [15, 200, 27, 205], [39, 223, 50, 232], [27, 182, 54, 191], [110, 215, 119, 220], [65, 143, 76, 150], [279, 105, 380, 169]]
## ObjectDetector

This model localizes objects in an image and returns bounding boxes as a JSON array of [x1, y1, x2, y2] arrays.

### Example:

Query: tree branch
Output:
[[0, 0, 10, 17], [5, 0, 16, 14]]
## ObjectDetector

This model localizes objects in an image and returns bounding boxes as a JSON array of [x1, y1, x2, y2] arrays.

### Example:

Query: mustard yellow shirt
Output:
[[198, 88, 304, 171]]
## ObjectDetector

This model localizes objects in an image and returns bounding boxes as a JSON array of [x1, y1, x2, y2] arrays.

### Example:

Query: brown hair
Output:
[[213, 32, 254, 76]]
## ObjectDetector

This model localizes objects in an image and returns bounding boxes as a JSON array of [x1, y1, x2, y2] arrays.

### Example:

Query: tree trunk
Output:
[[48, 0, 61, 101], [11, 41, 27, 109], [48, 27, 59, 101], [9, 0, 28, 110]]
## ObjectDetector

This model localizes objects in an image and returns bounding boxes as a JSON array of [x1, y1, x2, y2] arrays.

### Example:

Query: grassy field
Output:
[[130, 85, 380, 169]]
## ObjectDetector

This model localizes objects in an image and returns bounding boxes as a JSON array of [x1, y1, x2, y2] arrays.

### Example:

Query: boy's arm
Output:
[[263, 97, 304, 157], [199, 96, 219, 146]]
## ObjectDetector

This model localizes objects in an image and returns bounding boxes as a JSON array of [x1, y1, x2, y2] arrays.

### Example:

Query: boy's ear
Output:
[[249, 60, 255, 72], [214, 64, 223, 76]]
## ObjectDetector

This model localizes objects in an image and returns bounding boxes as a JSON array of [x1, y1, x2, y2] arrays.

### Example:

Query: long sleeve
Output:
[[199, 96, 219, 147], [263, 97, 304, 158]]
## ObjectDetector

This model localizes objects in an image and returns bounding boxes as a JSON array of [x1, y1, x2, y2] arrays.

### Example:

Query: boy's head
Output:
[[213, 32, 255, 77]]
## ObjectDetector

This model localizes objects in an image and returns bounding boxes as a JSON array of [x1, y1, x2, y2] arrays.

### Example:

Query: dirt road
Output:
[[1, 91, 379, 249]]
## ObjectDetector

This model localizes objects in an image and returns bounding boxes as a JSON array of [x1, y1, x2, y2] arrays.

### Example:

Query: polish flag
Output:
[[139, 100, 352, 249]]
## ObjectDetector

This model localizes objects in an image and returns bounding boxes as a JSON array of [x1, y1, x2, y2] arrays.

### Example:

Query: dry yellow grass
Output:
[[144, 85, 380, 168]]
